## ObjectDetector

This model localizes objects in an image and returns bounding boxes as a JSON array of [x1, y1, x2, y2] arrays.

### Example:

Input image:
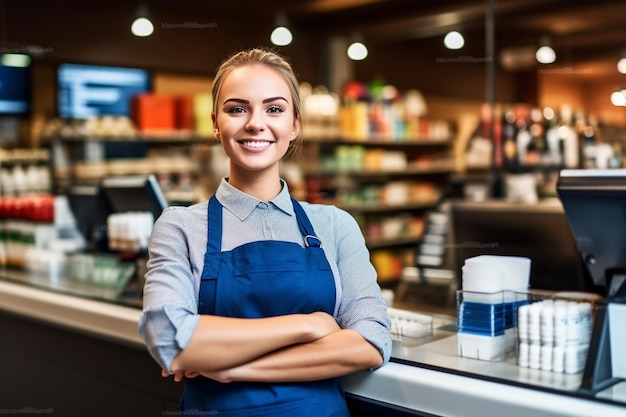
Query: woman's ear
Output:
[[291, 116, 301, 141], [212, 113, 220, 139]]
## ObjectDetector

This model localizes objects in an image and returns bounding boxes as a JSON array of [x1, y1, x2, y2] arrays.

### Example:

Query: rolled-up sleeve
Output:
[[138, 207, 201, 372]]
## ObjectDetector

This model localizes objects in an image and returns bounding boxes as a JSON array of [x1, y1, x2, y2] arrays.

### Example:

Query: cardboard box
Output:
[[131, 94, 176, 133]]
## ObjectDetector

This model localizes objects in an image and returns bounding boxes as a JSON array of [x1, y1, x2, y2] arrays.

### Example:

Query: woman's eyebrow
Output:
[[223, 98, 248, 105], [222, 96, 289, 105], [263, 96, 289, 104]]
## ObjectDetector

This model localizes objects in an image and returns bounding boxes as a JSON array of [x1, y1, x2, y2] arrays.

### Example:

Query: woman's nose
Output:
[[245, 111, 265, 132]]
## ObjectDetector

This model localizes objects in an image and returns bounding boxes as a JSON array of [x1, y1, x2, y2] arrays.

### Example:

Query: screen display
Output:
[[57, 63, 150, 119], [557, 169, 626, 296], [0, 56, 31, 115], [101, 174, 168, 222], [450, 199, 600, 295]]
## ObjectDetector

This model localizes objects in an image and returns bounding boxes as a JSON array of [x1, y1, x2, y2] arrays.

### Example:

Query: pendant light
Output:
[[617, 49, 626, 74], [347, 33, 368, 61], [610, 89, 626, 107], [618, 58, 626, 74], [444, 31, 465, 50], [536, 36, 556, 64], [131, 5, 154, 37], [270, 13, 293, 46]]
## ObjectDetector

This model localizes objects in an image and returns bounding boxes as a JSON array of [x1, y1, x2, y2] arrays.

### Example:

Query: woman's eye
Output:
[[226, 106, 246, 114], [266, 105, 284, 114]]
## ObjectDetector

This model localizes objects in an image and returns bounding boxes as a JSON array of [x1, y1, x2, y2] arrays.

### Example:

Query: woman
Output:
[[139, 48, 391, 417]]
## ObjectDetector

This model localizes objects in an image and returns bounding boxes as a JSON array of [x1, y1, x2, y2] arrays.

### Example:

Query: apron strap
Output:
[[198, 195, 223, 315], [207, 195, 222, 253], [291, 198, 322, 248]]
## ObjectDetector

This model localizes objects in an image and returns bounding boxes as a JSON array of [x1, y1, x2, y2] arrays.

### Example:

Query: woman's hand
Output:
[[164, 311, 341, 383], [306, 311, 341, 341], [162, 368, 233, 383], [162, 368, 200, 382]]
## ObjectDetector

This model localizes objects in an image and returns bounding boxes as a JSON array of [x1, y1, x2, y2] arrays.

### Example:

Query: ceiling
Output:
[[149, 0, 626, 70], [291, 0, 626, 76], [2, 0, 626, 79]]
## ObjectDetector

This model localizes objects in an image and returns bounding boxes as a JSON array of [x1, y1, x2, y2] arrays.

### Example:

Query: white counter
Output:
[[0, 278, 624, 417]]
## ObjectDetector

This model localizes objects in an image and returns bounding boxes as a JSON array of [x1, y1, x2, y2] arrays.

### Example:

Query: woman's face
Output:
[[213, 64, 300, 177]]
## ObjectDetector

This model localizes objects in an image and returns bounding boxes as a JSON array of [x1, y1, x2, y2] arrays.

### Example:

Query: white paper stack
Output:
[[457, 255, 531, 361]]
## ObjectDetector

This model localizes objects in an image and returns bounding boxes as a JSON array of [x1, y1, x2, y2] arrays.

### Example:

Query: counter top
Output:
[[0, 278, 143, 348], [0, 277, 625, 417]]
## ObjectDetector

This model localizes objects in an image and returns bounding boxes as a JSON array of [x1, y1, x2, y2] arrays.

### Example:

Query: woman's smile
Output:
[[238, 139, 274, 151]]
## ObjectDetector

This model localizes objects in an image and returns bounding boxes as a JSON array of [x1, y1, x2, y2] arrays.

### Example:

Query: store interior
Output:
[[1, 0, 626, 316]]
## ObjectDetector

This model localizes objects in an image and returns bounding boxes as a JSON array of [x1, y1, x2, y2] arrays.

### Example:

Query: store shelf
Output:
[[44, 133, 220, 202], [367, 236, 422, 249], [305, 137, 453, 147], [340, 201, 439, 213], [300, 133, 456, 284], [43, 134, 215, 144], [309, 166, 455, 177]]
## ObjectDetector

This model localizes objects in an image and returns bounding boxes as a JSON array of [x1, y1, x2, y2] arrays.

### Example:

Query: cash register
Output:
[[557, 169, 626, 394]]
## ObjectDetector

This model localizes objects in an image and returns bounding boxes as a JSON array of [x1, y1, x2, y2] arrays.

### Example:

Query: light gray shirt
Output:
[[139, 178, 392, 371]]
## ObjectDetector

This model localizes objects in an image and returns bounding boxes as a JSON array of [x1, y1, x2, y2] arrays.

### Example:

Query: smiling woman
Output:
[[139, 48, 392, 417], [212, 63, 300, 198]]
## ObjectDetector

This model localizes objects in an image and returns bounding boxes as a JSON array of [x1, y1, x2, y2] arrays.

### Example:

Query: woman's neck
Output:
[[228, 167, 283, 202]]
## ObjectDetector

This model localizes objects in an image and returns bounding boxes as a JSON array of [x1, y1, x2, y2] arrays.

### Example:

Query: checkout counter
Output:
[[1, 170, 626, 416], [0, 275, 624, 417]]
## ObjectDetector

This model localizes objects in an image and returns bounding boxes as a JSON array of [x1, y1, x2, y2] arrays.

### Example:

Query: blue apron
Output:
[[180, 195, 350, 417]]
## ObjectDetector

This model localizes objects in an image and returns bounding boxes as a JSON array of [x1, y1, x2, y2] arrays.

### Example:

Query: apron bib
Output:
[[180, 195, 349, 417]]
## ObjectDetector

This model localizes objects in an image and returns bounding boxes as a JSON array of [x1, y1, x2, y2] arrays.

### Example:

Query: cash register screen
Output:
[[67, 175, 168, 251], [450, 199, 601, 294], [557, 169, 626, 296], [100, 174, 168, 222]]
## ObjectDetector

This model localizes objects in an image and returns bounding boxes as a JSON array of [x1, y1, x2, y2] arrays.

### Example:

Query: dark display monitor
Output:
[[67, 175, 168, 252], [557, 169, 626, 297], [57, 63, 150, 119], [100, 174, 168, 222], [67, 184, 115, 252], [450, 199, 601, 295], [0, 55, 31, 115]]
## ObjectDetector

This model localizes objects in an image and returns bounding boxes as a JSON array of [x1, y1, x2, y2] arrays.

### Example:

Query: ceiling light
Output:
[[347, 42, 368, 61], [131, 17, 154, 37], [270, 27, 293, 46], [536, 46, 556, 64], [131, 5, 154, 37], [270, 13, 293, 46], [611, 90, 626, 107], [444, 31, 464, 50], [1, 53, 31, 67], [536, 36, 556, 64], [618, 58, 626, 74]]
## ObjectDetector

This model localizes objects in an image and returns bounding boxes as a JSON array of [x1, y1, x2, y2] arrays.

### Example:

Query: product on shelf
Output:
[[338, 79, 453, 142], [465, 102, 615, 172]]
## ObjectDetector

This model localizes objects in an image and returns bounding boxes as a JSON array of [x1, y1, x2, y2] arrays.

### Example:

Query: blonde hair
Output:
[[212, 48, 302, 157]]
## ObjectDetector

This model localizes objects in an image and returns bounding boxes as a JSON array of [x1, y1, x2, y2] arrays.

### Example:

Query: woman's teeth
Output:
[[241, 141, 271, 148]]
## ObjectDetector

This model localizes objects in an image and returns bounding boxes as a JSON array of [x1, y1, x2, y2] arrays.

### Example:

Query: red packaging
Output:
[[131, 94, 176, 132]]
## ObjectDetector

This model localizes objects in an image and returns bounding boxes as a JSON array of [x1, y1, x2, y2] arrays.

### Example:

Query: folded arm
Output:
[[201, 328, 383, 383], [169, 311, 341, 373]]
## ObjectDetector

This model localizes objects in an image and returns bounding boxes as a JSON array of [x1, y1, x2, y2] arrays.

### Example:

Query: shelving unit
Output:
[[43, 126, 458, 284], [43, 135, 219, 205], [299, 134, 457, 283]]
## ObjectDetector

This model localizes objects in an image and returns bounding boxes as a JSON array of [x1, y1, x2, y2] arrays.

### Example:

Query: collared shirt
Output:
[[139, 178, 392, 371]]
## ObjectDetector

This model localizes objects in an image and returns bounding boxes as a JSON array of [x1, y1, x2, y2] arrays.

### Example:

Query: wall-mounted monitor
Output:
[[57, 63, 150, 119], [0, 54, 31, 115]]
